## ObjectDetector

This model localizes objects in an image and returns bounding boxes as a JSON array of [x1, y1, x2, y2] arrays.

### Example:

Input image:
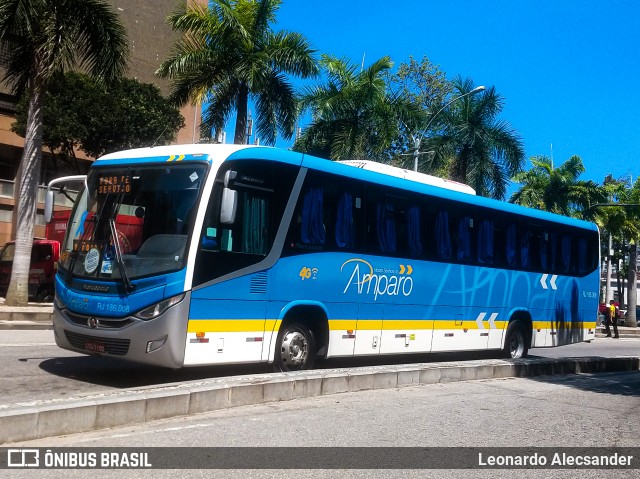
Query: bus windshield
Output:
[[59, 163, 207, 281]]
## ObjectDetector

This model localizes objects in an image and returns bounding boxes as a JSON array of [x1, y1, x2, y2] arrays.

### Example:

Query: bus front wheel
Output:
[[274, 323, 316, 372], [503, 321, 528, 359]]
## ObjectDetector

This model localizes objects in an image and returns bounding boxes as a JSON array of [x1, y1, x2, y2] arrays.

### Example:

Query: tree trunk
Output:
[[616, 260, 624, 306], [625, 240, 637, 328], [5, 80, 45, 306], [605, 232, 613, 303], [234, 85, 249, 144]]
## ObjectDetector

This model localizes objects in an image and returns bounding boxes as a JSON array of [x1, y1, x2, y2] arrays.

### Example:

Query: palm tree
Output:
[[625, 179, 640, 327], [157, 0, 318, 145], [510, 155, 606, 218], [294, 54, 422, 161], [424, 76, 525, 199], [0, 0, 128, 306], [597, 176, 640, 328]]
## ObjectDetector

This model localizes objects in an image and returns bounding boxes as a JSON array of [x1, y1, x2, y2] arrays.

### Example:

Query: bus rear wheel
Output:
[[504, 321, 528, 359], [274, 323, 316, 372]]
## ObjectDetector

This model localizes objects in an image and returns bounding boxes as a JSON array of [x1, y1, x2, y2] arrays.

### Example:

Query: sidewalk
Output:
[[2, 356, 639, 444]]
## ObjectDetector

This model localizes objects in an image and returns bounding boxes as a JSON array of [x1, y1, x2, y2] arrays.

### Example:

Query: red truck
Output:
[[0, 238, 60, 302], [0, 209, 68, 303]]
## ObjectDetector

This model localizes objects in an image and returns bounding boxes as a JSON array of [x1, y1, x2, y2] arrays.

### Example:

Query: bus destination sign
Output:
[[98, 175, 131, 195]]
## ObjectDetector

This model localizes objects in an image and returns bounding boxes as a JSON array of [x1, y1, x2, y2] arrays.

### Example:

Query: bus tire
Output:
[[274, 323, 316, 372], [503, 320, 528, 359]]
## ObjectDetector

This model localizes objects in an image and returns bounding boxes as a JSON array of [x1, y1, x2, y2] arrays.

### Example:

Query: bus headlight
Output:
[[135, 293, 185, 321]]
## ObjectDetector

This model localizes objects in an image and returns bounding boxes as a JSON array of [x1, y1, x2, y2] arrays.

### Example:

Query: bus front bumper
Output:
[[52, 292, 191, 369]]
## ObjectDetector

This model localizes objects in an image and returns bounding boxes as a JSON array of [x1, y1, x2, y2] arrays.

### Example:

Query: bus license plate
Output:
[[84, 340, 105, 353]]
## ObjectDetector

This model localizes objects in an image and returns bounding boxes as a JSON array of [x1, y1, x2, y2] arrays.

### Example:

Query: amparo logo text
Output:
[[341, 258, 413, 301]]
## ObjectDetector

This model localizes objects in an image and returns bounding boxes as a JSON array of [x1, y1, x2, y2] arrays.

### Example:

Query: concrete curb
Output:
[[0, 306, 54, 330], [1, 356, 638, 444], [0, 316, 53, 330]]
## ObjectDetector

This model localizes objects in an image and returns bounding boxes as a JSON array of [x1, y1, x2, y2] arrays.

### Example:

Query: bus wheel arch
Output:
[[274, 304, 329, 372], [503, 312, 532, 359]]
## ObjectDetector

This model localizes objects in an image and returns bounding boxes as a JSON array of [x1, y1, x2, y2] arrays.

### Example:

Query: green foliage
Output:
[[12, 72, 185, 160], [425, 76, 525, 200], [385, 55, 452, 166], [294, 54, 422, 161], [510, 155, 607, 219], [0, 0, 129, 94], [157, 0, 318, 145], [388, 55, 452, 112], [599, 174, 640, 239]]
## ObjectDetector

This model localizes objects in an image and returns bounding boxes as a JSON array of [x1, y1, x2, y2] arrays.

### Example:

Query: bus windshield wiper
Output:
[[109, 219, 135, 293]]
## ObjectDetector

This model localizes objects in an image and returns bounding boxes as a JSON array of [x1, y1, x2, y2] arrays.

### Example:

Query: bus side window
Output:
[[539, 231, 549, 271], [549, 232, 558, 272], [561, 235, 572, 273], [477, 220, 493, 265], [332, 180, 364, 253], [335, 192, 355, 249], [375, 200, 397, 254], [240, 191, 270, 255], [300, 187, 325, 247], [366, 189, 410, 257], [520, 229, 531, 269], [285, 171, 366, 255], [286, 183, 325, 252], [407, 204, 423, 258], [456, 216, 473, 262], [506, 223, 518, 267], [577, 237, 588, 274], [435, 211, 452, 260], [539, 230, 558, 272]]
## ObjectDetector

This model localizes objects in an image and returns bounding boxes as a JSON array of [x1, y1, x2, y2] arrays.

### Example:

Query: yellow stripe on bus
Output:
[[187, 318, 596, 333], [187, 319, 280, 333], [328, 320, 358, 330]]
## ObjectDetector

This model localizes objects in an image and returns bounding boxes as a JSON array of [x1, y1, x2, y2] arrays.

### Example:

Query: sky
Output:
[[257, 0, 640, 189]]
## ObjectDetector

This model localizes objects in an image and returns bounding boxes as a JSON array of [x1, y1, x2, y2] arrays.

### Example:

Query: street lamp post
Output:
[[412, 85, 486, 172]]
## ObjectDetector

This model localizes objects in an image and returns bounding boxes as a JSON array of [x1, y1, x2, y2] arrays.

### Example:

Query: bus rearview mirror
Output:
[[220, 187, 237, 224], [44, 190, 54, 223]]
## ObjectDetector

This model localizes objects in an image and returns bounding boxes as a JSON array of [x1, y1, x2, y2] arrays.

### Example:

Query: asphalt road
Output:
[[4, 370, 640, 479], [0, 330, 638, 406]]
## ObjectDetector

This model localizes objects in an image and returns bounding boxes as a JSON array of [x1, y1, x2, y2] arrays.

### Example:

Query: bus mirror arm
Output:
[[223, 170, 237, 188], [44, 174, 87, 223]]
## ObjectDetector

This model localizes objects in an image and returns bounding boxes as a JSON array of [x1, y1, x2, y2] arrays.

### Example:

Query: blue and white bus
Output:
[[47, 144, 600, 370]]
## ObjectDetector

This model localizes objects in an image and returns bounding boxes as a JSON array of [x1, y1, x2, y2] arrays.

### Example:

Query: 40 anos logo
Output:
[[341, 258, 414, 301]]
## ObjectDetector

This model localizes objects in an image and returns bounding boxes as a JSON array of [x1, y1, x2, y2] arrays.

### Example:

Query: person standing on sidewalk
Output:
[[605, 299, 620, 338]]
